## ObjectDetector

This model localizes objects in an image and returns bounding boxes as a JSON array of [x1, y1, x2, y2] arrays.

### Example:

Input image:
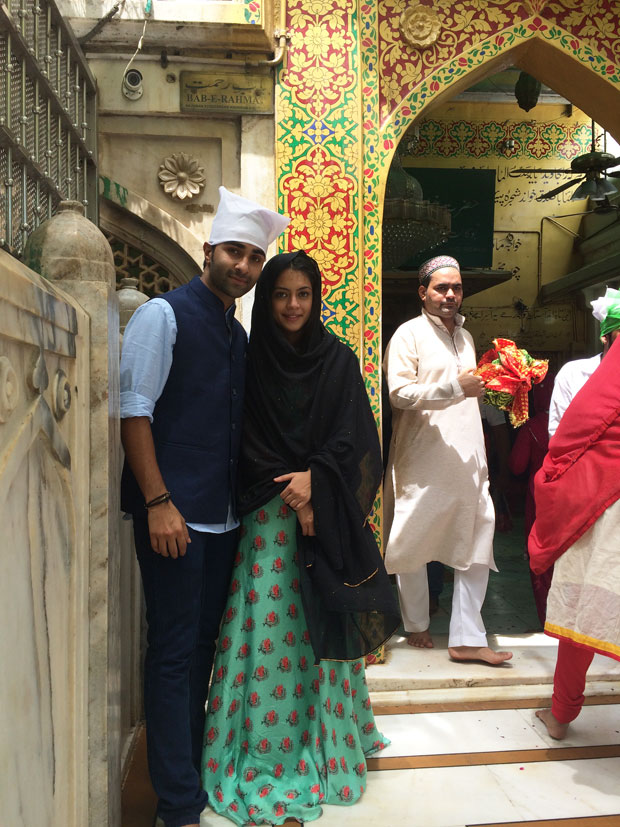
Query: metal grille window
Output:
[[0, 0, 97, 258], [106, 232, 183, 298]]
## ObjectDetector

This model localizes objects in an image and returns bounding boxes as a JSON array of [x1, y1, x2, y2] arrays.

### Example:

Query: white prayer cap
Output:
[[208, 186, 290, 254]]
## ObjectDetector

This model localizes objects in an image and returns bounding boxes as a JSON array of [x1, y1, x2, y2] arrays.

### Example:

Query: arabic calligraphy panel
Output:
[[180, 71, 273, 114]]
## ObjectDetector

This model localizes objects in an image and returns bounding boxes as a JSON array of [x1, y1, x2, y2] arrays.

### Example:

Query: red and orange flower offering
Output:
[[475, 338, 548, 427]]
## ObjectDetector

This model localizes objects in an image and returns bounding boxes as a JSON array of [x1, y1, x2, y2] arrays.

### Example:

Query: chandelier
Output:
[[382, 152, 451, 271]]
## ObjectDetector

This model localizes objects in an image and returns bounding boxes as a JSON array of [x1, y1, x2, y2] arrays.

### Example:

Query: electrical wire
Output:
[[121, 0, 152, 80]]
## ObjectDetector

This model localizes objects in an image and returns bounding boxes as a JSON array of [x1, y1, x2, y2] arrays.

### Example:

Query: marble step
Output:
[[375, 705, 620, 756], [308, 757, 620, 826], [366, 634, 620, 707], [199, 705, 620, 826], [201, 757, 620, 826]]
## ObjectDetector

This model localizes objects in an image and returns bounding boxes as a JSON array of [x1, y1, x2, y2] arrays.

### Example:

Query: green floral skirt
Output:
[[201, 495, 389, 825]]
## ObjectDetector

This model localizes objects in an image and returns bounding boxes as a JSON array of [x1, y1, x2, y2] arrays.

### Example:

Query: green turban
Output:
[[591, 287, 620, 337]]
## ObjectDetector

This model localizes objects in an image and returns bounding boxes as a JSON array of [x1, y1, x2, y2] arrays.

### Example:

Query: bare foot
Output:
[[535, 708, 569, 740], [407, 629, 434, 648], [448, 645, 512, 665]]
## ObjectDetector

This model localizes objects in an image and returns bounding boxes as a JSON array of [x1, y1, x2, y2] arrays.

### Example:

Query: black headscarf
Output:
[[238, 251, 400, 663]]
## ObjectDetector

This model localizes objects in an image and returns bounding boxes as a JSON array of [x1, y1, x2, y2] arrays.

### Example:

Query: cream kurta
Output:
[[383, 310, 496, 574]]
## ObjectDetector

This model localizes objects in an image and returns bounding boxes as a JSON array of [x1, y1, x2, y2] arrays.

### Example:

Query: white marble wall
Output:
[[22, 201, 123, 827], [0, 251, 90, 825]]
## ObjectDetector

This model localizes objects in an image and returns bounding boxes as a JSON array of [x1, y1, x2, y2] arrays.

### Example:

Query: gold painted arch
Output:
[[364, 21, 620, 407], [382, 29, 620, 163]]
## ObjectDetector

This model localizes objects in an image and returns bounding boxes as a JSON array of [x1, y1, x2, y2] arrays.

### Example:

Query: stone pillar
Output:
[[23, 201, 122, 827], [117, 276, 148, 336]]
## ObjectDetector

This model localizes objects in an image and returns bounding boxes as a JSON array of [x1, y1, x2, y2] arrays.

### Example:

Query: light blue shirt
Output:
[[120, 298, 239, 533]]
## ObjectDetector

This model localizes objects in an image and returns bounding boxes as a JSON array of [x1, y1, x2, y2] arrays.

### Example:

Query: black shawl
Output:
[[238, 251, 400, 663]]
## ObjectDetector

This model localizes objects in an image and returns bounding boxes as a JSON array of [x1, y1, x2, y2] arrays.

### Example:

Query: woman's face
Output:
[[271, 267, 313, 344]]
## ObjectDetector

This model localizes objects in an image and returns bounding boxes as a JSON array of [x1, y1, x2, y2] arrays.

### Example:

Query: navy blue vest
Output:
[[121, 276, 247, 521]]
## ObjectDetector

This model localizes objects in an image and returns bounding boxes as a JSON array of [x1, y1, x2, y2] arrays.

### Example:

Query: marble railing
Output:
[[2, 200, 124, 826], [1, 203, 169, 824]]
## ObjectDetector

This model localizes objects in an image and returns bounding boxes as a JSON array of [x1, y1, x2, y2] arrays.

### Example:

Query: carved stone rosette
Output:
[[400, 4, 441, 50], [53, 370, 72, 420], [157, 153, 206, 200]]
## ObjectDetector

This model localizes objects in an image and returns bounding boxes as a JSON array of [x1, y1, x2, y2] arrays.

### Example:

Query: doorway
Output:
[[380, 65, 620, 645]]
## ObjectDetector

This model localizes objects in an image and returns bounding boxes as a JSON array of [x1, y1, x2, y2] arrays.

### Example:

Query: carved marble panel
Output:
[[0, 252, 89, 826]]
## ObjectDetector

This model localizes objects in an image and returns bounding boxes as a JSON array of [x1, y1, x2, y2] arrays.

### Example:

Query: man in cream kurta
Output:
[[384, 255, 512, 664]]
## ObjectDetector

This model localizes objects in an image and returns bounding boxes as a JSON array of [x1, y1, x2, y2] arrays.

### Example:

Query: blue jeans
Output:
[[134, 518, 237, 827]]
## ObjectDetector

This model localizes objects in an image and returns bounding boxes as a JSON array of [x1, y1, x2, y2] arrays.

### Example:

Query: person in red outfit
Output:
[[529, 336, 620, 740]]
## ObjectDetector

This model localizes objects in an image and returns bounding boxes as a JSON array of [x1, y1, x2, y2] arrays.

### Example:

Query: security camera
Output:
[[122, 68, 143, 100]]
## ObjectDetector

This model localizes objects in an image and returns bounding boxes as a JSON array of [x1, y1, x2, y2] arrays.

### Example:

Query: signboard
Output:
[[180, 71, 273, 115]]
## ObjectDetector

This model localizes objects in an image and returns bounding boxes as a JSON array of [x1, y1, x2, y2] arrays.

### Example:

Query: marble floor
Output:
[[137, 629, 620, 827], [195, 526, 620, 827], [197, 704, 620, 826], [197, 633, 620, 827], [127, 523, 620, 827]]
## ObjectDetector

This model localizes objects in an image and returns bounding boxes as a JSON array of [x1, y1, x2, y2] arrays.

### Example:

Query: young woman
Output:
[[201, 250, 400, 825]]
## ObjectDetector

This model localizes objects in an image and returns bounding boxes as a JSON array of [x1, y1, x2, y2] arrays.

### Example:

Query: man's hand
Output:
[[295, 502, 316, 536], [458, 369, 485, 398], [121, 417, 191, 559], [147, 499, 191, 558], [274, 470, 311, 510]]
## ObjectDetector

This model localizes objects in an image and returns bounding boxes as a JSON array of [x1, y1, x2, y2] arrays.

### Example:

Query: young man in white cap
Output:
[[120, 187, 289, 827]]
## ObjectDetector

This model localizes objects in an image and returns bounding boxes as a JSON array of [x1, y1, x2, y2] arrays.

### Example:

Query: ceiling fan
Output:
[[513, 120, 620, 201], [549, 195, 620, 219]]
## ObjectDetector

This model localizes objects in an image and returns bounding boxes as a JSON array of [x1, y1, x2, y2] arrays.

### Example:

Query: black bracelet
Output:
[[145, 491, 171, 509]]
